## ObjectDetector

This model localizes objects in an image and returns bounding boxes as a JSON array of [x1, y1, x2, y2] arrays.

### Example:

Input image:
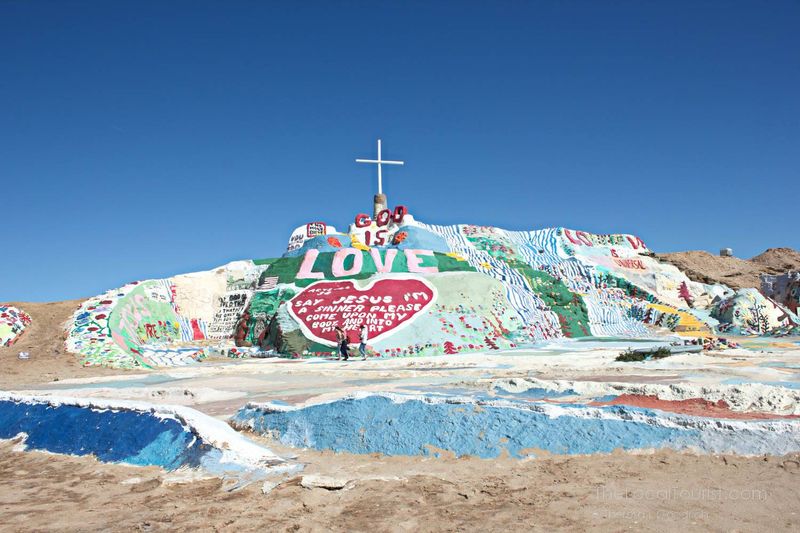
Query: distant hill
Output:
[[751, 248, 800, 271], [656, 248, 800, 290]]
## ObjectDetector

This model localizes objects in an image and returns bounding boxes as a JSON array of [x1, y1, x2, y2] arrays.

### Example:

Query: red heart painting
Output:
[[286, 276, 437, 346]]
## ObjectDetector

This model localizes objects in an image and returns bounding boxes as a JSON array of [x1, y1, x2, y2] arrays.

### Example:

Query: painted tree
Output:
[[678, 281, 694, 307], [443, 341, 459, 354]]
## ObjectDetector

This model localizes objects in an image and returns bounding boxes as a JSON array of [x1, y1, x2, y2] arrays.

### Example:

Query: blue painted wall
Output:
[[233, 396, 693, 458], [0, 400, 208, 470], [233, 395, 800, 458]]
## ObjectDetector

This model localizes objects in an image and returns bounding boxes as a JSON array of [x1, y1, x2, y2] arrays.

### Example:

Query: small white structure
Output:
[[720, 248, 733, 257]]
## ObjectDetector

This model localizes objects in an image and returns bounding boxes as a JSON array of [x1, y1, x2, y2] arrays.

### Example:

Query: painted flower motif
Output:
[[392, 231, 408, 245]]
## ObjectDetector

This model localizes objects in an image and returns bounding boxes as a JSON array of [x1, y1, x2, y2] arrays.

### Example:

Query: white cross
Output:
[[355, 139, 404, 195]]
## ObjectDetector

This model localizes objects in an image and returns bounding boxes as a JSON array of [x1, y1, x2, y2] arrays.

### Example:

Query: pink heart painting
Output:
[[286, 276, 437, 346]]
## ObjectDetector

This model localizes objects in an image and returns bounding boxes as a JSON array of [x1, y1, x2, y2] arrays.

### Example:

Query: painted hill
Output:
[[0, 305, 31, 348], [63, 211, 800, 368]]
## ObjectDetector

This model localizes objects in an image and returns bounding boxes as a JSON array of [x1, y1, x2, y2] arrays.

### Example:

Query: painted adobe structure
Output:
[[65, 208, 800, 368]]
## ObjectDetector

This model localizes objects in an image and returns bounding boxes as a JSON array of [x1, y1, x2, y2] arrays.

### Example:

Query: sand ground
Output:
[[2, 440, 799, 533]]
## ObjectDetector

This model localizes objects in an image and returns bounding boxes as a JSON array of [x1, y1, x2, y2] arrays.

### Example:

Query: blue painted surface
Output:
[[590, 394, 621, 403], [722, 377, 800, 390], [234, 394, 800, 458], [767, 381, 800, 390], [759, 361, 800, 370], [283, 234, 353, 258], [0, 400, 208, 470], [495, 387, 577, 400], [233, 395, 697, 458], [391, 226, 450, 253]]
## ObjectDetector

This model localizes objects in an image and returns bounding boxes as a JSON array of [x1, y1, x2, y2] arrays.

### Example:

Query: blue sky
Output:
[[1, 1, 798, 302]]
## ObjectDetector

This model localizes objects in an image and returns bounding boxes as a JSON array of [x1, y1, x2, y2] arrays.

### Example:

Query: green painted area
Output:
[[594, 270, 659, 303], [248, 287, 296, 317], [280, 329, 317, 355], [434, 252, 476, 273], [260, 250, 474, 288], [465, 235, 520, 263], [107, 282, 184, 368], [507, 260, 591, 338], [259, 255, 305, 284], [258, 307, 317, 355], [245, 287, 296, 345], [464, 234, 590, 338]]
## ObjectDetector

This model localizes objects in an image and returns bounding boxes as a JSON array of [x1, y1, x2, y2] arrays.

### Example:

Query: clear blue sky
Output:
[[1, 1, 798, 302]]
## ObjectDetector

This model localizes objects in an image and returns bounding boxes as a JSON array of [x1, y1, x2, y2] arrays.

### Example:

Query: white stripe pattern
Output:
[[418, 223, 563, 340], [414, 222, 654, 339]]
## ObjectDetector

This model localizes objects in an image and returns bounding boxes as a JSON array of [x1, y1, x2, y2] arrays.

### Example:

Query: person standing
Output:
[[334, 325, 349, 361], [358, 324, 368, 361]]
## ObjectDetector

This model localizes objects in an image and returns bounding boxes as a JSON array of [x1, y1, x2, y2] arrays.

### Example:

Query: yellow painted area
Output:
[[737, 339, 798, 349], [349, 234, 371, 251], [647, 302, 711, 336], [446, 252, 467, 262]]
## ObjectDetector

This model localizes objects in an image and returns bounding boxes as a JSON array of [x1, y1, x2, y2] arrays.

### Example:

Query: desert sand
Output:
[[2, 439, 799, 533]]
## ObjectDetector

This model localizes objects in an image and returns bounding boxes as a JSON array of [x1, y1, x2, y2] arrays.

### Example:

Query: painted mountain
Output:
[[65, 209, 800, 368]]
